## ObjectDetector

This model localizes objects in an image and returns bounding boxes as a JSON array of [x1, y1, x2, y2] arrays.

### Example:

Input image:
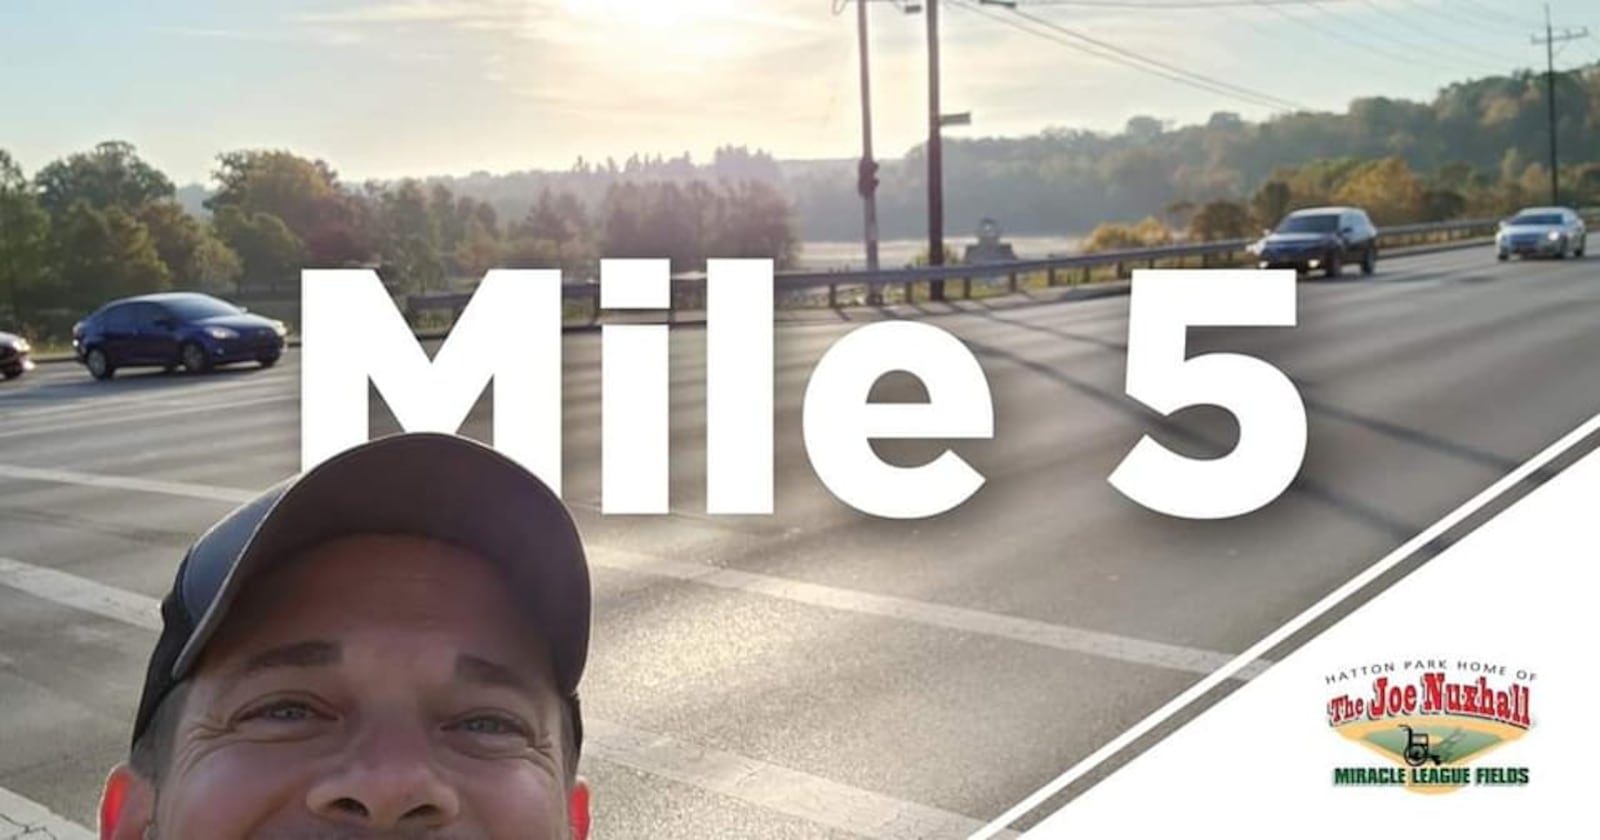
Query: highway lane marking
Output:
[[0, 369, 296, 421], [583, 718, 1020, 840], [0, 394, 294, 442], [0, 785, 94, 840], [0, 556, 1016, 840], [0, 464, 258, 504], [0, 465, 1266, 679], [593, 549, 1269, 679]]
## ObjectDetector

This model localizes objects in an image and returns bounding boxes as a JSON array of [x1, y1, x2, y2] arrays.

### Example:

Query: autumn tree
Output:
[[208, 150, 370, 266], [1188, 200, 1253, 241]]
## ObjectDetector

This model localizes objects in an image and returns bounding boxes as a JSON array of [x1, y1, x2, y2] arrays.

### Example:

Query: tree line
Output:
[[789, 63, 1600, 240], [1078, 152, 1598, 251], [0, 142, 797, 341], [280, 63, 1600, 246]]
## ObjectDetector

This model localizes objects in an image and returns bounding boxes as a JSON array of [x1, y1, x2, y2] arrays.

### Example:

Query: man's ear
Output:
[[99, 763, 155, 840], [569, 777, 591, 840]]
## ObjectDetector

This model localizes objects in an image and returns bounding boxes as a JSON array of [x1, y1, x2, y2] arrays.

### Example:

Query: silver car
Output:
[[1496, 206, 1587, 260]]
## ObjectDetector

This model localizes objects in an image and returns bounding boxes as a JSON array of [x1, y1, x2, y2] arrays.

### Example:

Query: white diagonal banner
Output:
[[976, 410, 1600, 838]]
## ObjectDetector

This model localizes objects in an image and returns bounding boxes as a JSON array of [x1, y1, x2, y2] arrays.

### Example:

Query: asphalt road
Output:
[[2, 245, 1598, 838]]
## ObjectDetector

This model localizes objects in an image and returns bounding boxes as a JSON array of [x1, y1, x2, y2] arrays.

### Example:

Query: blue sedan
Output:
[[72, 292, 288, 380]]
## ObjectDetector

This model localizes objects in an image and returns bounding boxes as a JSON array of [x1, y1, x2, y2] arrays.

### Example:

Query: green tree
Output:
[[213, 207, 305, 295], [0, 151, 50, 322], [51, 202, 171, 310], [137, 200, 242, 291], [188, 235, 244, 295], [380, 180, 443, 293], [34, 141, 174, 217]]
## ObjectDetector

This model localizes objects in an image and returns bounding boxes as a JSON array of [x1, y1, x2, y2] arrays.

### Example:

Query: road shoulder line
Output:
[[0, 464, 1265, 679], [0, 785, 95, 840]]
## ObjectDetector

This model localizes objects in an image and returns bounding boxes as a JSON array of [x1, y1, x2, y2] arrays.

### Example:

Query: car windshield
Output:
[[1276, 214, 1339, 234], [162, 296, 242, 320], [1509, 213, 1563, 226]]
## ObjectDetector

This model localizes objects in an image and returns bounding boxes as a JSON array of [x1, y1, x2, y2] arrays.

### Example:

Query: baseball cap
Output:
[[131, 432, 591, 753]]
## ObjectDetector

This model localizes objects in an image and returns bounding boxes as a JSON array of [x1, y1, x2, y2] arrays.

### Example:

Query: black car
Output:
[[0, 330, 33, 380], [1252, 206, 1379, 278], [72, 292, 287, 380]]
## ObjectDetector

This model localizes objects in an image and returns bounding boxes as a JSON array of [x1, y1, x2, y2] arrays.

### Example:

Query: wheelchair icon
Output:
[[1398, 724, 1443, 767]]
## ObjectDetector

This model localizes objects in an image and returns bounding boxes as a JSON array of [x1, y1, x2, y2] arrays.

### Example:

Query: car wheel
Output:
[[257, 355, 279, 369], [1576, 236, 1586, 258], [180, 342, 210, 374], [1361, 247, 1376, 276], [1497, 251, 1509, 262], [1, 366, 21, 381], [86, 347, 114, 381], [1557, 238, 1570, 259], [1323, 253, 1342, 279]]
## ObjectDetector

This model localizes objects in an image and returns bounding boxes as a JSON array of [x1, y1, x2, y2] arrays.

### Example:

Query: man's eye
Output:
[[244, 700, 324, 722], [452, 715, 528, 737]]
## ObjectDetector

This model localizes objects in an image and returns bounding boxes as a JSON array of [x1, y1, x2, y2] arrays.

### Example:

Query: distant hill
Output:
[[172, 63, 1600, 243], [175, 183, 211, 217]]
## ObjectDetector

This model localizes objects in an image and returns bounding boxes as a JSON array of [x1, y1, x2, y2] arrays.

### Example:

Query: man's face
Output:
[[109, 534, 584, 839]]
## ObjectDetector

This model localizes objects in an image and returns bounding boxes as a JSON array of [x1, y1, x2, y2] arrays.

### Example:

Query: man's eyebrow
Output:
[[218, 640, 342, 694], [455, 654, 535, 696]]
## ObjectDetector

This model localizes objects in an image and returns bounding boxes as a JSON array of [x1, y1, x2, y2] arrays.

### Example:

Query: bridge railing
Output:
[[406, 213, 1595, 326]]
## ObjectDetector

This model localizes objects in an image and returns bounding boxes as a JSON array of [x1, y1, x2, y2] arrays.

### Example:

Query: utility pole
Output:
[[926, 0, 946, 301], [1531, 5, 1588, 205], [855, 0, 880, 275]]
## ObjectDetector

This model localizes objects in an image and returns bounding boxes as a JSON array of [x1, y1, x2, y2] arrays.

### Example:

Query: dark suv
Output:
[[1253, 206, 1379, 278], [72, 292, 287, 380]]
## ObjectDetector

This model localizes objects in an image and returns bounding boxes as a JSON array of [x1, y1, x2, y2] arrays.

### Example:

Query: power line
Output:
[[1249, 0, 1467, 74], [1356, 0, 1528, 68], [968, 1, 1314, 111], [1456, 0, 1539, 30], [1445, 0, 1537, 34], [952, 0, 1309, 112], [1287, 0, 1518, 74]]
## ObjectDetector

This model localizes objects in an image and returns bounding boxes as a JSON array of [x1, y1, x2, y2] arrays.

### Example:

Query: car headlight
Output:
[[14, 338, 29, 353], [206, 326, 239, 340], [1547, 230, 1561, 241], [271, 320, 288, 337]]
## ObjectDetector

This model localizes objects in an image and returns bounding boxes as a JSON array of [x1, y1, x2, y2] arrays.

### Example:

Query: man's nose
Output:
[[306, 724, 462, 829]]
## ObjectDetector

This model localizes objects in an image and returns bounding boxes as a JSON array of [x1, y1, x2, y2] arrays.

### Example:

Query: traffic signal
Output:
[[857, 157, 879, 198]]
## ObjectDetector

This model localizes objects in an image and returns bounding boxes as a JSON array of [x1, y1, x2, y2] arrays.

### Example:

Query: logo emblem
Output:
[[1326, 660, 1534, 793]]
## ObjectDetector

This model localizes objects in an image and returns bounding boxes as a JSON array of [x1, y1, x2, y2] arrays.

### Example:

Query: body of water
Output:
[[798, 235, 1085, 270]]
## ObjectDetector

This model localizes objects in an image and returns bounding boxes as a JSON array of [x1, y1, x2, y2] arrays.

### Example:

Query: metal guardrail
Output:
[[406, 213, 1596, 323]]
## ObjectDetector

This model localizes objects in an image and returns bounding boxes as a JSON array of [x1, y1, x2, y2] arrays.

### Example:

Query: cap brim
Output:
[[170, 432, 590, 697]]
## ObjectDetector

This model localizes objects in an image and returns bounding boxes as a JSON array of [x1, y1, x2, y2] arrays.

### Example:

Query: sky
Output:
[[3, 0, 1596, 186]]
